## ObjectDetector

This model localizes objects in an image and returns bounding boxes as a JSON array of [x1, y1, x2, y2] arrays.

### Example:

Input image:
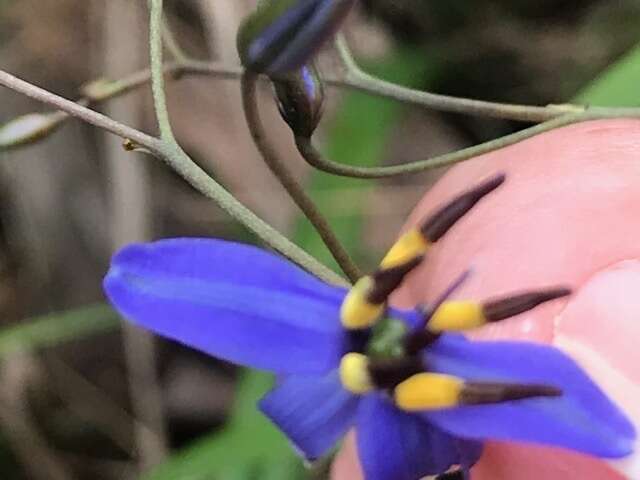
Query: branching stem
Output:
[[240, 71, 362, 282]]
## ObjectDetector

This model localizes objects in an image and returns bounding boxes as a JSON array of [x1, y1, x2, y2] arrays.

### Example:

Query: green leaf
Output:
[[144, 371, 301, 480], [0, 304, 119, 358], [574, 42, 640, 106]]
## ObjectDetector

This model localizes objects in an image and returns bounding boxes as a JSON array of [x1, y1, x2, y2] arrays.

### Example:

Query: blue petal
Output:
[[422, 334, 636, 457], [357, 394, 483, 480], [247, 0, 319, 73], [104, 239, 348, 374], [388, 307, 423, 330], [268, 0, 356, 74], [259, 371, 358, 460]]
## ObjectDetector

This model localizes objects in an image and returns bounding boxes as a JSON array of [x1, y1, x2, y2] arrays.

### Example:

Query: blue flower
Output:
[[237, 0, 357, 75], [103, 175, 635, 479]]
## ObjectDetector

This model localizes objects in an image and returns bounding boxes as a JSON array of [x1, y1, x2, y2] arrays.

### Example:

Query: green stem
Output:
[[334, 34, 584, 123], [147, 0, 348, 285], [296, 110, 605, 177], [240, 71, 362, 283], [148, 0, 176, 143], [294, 135, 443, 178]]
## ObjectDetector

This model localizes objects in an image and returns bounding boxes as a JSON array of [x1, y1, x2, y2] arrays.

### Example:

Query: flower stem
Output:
[[294, 135, 448, 179], [147, 0, 347, 285], [334, 34, 585, 123], [240, 71, 362, 282], [295, 110, 605, 178]]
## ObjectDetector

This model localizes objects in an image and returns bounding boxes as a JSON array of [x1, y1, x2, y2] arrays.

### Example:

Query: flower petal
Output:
[[356, 393, 483, 480], [259, 371, 359, 460], [268, 0, 355, 74], [422, 334, 636, 457], [239, 0, 355, 75], [104, 239, 348, 373]]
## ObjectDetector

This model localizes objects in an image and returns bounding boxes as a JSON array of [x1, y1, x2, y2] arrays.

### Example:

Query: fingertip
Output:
[[331, 432, 363, 480]]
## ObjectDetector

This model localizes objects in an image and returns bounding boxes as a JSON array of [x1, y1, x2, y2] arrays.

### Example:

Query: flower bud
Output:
[[0, 112, 64, 151], [237, 0, 356, 76], [273, 63, 325, 137], [80, 78, 121, 102]]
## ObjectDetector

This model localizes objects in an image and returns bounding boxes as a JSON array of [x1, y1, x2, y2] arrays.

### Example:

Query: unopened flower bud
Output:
[[237, 0, 356, 76], [80, 78, 121, 102], [0, 112, 64, 151], [273, 63, 325, 138]]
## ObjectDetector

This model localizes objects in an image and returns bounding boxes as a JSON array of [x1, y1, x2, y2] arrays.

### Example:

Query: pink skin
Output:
[[331, 119, 640, 479]]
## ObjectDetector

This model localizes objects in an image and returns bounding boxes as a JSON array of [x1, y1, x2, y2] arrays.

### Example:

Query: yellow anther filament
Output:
[[339, 353, 373, 394], [380, 229, 430, 270], [428, 301, 486, 332], [394, 373, 464, 411], [340, 277, 385, 330]]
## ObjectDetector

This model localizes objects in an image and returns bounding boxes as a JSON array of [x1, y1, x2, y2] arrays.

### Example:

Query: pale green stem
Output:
[[240, 71, 362, 282], [296, 111, 603, 178], [147, 0, 347, 285], [334, 34, 585, 123]]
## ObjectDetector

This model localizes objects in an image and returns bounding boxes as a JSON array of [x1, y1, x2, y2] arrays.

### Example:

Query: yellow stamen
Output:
[[339, 353, 373, 394], [340, 277, 384, 330], [380, 229, 430, 270], [394, 373, 464, 411], [428, 301, 486, 332]]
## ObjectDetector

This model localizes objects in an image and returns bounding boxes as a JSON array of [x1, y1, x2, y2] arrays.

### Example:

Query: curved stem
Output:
[[334, 34, 584, 123], [0, 67, 346, 285], [295, 135, 442, 179], [241, 71, 362, 282], [8, 51, 640, 147], [148, 0, 176, 143], [299, 110, 608, 178], [149, 0, 346, 285]]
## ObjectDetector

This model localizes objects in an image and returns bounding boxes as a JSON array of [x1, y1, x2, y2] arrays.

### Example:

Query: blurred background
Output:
[[0, 1, 639, 479]]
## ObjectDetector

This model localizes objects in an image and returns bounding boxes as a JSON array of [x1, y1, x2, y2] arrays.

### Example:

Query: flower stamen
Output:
[[420, 172, 505, 243], [339, 352, 374, 394], [340, 277, 386, 330], [482, 287, 572, 322], [394, 373, 562, 411], [340, 353, 427, 393], [341, 174, 505, 331], [368, 356, 424, 389], [427, 287, 572, 333], [341, 257, 424, 330], [379, 174, 505, 270], [380, 229, 430, 270]]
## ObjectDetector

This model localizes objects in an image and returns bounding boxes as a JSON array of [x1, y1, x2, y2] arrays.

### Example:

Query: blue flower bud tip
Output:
[[238, 0, 356, 75]]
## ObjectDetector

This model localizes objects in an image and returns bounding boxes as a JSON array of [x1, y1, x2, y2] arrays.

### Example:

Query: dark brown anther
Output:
[[347, 329, 371, 354], [368, 356, 425, 389], [483, 287, 572, 322], [404, 329, 441, 356], [460, 382, 562, 405], [420, 173, 506, 242], [367, 256, 424, 305]]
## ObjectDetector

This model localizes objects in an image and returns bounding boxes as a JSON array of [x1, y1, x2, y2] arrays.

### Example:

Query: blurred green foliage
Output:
[[576, 42, 640, 106], [0, 305, 118, 358], [145, 371, 302, 480]]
